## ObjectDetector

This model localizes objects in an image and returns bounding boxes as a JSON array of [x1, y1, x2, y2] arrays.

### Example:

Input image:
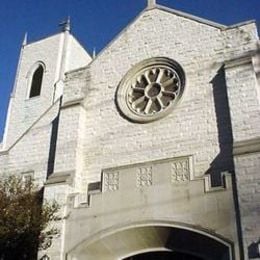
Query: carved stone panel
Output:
[[103, 172, 119, 192], [136, 166, 153, 187], [102, 156, 192, 192], [171, 158, 190, 183]]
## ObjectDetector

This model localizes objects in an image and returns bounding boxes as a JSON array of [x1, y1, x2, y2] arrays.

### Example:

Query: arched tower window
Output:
[[29, 64, 44, 98]]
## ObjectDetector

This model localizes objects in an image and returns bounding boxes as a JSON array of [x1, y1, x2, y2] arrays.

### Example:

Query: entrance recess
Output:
[[124, 251, 203, 259], [67, 224, 233, 260]]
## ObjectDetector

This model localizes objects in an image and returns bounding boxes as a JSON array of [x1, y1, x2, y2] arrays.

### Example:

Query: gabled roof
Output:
[[151, 4, 255, 30], [152, 4, 226, 29], [67, 2, 256, 71]]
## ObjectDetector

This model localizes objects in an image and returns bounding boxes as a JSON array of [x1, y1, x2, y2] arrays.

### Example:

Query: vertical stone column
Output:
[[38, 181, 72, 260], [225, 56, 260, 142], [225, 54, 260, 259]]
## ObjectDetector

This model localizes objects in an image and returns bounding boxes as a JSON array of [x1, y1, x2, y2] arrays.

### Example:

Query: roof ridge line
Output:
[[154, 4, 226, 29]]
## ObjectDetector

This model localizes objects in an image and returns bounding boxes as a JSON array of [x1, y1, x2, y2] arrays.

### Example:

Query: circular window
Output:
[[116, 57, 185, 123]]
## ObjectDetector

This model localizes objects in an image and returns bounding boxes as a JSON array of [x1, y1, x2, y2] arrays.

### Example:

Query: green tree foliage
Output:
[[0, 176, 60, 260]]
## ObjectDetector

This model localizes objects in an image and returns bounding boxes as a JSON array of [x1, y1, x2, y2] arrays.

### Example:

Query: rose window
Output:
[[117, 57, 185, 123]]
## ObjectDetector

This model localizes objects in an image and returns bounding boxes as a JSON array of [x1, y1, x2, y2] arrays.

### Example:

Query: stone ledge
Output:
[[61, 98, 84, 109], [225, 54, 253, 69], [45, 171, 73, 185], [69, 156, 232, 209], [0, 150, 8, 156], [69, 172, 233, 210], [233, 137, 260, 156]]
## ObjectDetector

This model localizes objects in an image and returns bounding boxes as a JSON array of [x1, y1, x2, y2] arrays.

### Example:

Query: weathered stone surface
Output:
[[0, 3, 259, 260]]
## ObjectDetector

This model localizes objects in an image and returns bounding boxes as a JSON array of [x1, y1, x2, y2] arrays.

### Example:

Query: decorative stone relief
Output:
[[103, 172, 119, 192], [21, 171, 34, 183], [171, 158, 190, 183], [136, 166, 153, 187]]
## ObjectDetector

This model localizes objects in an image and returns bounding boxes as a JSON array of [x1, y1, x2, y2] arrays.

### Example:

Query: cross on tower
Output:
[[147, 0, 156, 7], [59, 17, 71, 32]]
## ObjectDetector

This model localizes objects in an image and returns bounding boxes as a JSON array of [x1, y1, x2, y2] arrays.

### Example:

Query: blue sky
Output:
[[0, 0, 259, 141]]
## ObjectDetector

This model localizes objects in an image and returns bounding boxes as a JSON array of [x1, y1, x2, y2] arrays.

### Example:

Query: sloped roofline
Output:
[[67, 3, 256, 72], [154, 4, 226, 29], [23, 31, 91, 56], [154, 4, 255, 30], [23, 32, 63, 47]]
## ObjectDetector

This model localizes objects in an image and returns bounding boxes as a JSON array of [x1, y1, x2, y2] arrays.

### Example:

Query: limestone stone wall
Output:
[[67, 36, 92, 72], [50, 8, 259, 259], [0, 4, 259, 260], [225, 41, 260, 259], [225, 59, 260, 142], [234, 152, 260, 259], [3, 32, 92, 150], [3, 34, 63, 148], [0, 29, 92, 182], [0, 101, 60, 184], [60, 8, 258, 187], [65, 164, 239, 259]]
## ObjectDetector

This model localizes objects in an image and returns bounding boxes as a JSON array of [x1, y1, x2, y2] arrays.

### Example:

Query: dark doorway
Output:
[[125, 251, 203, 260]]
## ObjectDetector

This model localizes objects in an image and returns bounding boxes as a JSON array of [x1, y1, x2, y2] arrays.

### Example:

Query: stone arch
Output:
[[66, 221, 234, 260]]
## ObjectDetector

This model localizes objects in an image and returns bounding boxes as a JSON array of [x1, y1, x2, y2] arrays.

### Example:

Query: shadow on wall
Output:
[[208, 66, 234, 186], [210, 66, 245, 259], [125, 227, 232, 260], [47, 113, 60, 178], [165, 227, 232, 260]]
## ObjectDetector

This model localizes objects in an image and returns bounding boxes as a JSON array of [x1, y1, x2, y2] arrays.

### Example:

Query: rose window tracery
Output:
[[117, 57, 185, 123], [128, 67, 181, 115]]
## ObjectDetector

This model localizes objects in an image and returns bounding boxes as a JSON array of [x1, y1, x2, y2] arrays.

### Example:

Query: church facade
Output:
[[0, 2, 260, 259]]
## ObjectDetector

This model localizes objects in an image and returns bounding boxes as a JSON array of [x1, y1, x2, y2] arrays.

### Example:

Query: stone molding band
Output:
[[233, 137, 260, 156]]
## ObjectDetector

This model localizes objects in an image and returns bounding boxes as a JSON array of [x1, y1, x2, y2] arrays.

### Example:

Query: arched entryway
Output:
[[66, 223, 234, 260]]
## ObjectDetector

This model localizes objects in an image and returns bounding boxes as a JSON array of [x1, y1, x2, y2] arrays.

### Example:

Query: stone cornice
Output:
[[0, 150, 8, 156], [45, 170, 73, 185], [233, 137, 260, 156], [225, 54, 253, 69], [61, 97, 84, 109]]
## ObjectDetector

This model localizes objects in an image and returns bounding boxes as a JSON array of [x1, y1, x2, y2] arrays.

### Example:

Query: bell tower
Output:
[[2, 22, 92, 149]]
